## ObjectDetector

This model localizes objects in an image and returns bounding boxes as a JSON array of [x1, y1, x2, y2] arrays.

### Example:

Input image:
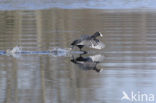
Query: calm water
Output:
[[0, 9, 156, 103]]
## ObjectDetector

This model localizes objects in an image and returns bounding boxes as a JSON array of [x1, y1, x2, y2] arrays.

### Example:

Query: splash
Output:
[[6, 46, 22, 58], [5, 46, 72, 57]]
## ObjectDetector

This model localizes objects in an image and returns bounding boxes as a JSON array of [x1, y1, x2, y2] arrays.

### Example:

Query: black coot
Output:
[[71, 32, 105, 51]]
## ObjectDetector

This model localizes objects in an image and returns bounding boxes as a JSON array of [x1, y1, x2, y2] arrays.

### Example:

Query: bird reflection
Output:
[[71, 54, 104, 72]]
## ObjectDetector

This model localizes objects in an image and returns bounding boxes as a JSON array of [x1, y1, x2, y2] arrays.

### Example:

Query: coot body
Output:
[[71, 32, 105, 50]]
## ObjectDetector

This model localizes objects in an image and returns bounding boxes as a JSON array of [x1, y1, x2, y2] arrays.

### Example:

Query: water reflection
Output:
[[71, 54, 104, 72]]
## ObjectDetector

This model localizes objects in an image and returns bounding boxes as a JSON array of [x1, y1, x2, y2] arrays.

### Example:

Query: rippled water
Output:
[[1, 9, 156, 103]]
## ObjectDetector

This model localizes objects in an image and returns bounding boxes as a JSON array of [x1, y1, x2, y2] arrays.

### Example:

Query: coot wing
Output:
[[76, 39, 92, 46], [80, 35, 90, 40], [89, 40, 105, 49]]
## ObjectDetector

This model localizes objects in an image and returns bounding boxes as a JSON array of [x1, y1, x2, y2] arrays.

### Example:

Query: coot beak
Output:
[[99, 32, 103, 37]]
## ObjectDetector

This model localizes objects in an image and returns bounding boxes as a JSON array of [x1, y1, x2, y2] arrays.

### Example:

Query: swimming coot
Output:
[[70, 32, 105, 51]]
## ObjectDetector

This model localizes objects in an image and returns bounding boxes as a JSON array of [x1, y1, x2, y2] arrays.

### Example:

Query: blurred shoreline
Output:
[[1, 8, 156, 13], [0, 0, 156, 11]]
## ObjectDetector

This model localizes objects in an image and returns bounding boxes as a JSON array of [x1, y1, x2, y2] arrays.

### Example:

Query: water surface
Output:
[[0, 9, 156, 103]]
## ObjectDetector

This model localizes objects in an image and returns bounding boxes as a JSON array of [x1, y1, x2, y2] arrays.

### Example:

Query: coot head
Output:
[[94, 32, 103, 37]]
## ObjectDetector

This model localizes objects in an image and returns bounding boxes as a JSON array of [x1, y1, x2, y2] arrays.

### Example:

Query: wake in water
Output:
[[1, 46, 105, 72], [50, 47, 71, 57], [0, 46, 86, 58]]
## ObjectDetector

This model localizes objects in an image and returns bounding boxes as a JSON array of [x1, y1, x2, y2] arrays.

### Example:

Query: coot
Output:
[[70, 32, 105, 51]]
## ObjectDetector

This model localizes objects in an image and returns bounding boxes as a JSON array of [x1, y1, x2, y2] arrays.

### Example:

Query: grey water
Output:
[[1, 8, 156, 103]]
